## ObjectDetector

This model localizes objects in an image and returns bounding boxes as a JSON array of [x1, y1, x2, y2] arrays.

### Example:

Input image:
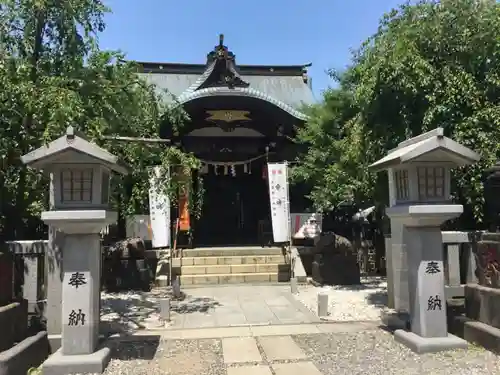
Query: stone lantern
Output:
[[21, 126, 128, 375], [369, 127, 480, 354], [484, 161, 500, 232]]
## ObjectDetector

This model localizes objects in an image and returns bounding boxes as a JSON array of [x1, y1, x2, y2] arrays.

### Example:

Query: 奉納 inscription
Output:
[[68, 309, 86, 326], [425, 261, 440, 274], [68, 272, 87, 288], [427, 295, 442, 311]]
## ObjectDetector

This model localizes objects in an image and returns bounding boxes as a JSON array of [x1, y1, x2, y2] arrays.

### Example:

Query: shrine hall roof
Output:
[[134, 35, 316, 117]]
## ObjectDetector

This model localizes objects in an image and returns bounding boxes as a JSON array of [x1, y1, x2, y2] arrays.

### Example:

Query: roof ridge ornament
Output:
[[202, 34, 249, 89]]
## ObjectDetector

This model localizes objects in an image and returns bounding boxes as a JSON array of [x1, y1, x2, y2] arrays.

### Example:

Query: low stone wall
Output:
[[0, 301, 28, 352], [465, 284, 500, 329], [454, 232, 500, 353], [0, 331, 49, 375]]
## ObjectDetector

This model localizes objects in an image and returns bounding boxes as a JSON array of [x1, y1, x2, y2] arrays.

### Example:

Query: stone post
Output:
[[369, 128, 479, 353], [21, 126, 128, 374], [45, 225, 64, 350], [61, 233, 101, 355]]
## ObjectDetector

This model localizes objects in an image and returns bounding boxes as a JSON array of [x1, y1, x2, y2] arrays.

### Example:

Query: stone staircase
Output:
[[171, 247, 291, 286]]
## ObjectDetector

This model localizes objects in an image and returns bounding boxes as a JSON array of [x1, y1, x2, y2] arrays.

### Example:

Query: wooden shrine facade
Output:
[[137, 34, 316, 246]]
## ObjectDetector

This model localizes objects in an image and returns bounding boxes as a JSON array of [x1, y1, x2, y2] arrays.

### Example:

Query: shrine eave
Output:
[[177, 87, 308, 121], [136, 61, 312, 76]]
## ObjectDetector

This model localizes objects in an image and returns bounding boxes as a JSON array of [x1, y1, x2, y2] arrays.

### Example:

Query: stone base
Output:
[[311, 253, 361, 286], [41, 346, 111, 375], [394, 330, 468, 354], [381, 310, 409, 330], [452, 315, 500, 354]]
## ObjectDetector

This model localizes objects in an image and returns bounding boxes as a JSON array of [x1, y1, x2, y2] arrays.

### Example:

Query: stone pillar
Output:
[[45, 172, 66, 350], [61, 233, 101, 355], [369, 127, 480, 353], [45, 226, 64, 349], [21, 125, 128, 374], [404, 227, 447, 338], [23, 253, 40, 313], [384, 235, 394, 308], [393, 222, 468, 353], [389, 220, 410, 312]]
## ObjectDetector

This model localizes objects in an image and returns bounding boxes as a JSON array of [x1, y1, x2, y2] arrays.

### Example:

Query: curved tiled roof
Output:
[[136, 37, 315, 121], [181, 60, 217, 96], [177, 86, 308, 120], [139, 72, 315, 113]]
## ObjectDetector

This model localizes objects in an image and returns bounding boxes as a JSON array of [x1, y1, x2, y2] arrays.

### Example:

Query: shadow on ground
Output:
[[365, 290, 389, 308], [108, 336, 161, 361], [323, 277, 387, 291], [100, 288, 222, 334]]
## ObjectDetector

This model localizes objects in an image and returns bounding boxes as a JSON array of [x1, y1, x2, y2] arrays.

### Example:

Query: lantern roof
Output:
[[21, 126, 128, 174], [369, 128, 480, 172]]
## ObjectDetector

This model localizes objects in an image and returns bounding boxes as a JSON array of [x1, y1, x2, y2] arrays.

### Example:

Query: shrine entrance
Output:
[[151, 34, 315, 247], [196, 159, 269, 246]]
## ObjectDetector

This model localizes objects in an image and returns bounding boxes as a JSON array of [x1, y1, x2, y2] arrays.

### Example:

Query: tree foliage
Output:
[[0, 0, 200, 240], [293, 0, 500, 228]]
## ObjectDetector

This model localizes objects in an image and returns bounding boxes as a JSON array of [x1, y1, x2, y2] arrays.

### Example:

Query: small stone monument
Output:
[[369, 128, 479, 353], [21, 126, 128, 374]]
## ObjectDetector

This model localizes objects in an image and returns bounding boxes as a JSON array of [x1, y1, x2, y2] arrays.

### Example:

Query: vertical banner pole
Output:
[[284, 162, 294, 278], [267, 162, 292, 244]]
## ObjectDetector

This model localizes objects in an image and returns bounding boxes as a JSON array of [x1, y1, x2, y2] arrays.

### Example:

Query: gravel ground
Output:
[[293, 277, 388, 321], [104, 338, 223, 375], [100, 329, 500, 375], [295, 330, 500, 375]]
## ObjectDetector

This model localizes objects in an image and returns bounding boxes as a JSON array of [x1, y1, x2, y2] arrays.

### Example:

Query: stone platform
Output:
[[172, 247, 291, 286], [166, 285, 319, 329]]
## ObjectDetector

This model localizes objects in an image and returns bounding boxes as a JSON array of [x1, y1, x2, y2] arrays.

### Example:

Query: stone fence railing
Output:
[[3, 240, 47, 314], [1, 230, 493, 315], [385, 230, 482, 309]]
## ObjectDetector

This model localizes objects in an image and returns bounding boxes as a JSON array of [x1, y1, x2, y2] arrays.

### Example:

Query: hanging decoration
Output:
[[196, 152, 268, 177]]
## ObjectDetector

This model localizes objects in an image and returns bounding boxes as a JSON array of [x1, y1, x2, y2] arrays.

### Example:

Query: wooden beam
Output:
[[101, 135, 171, 143]]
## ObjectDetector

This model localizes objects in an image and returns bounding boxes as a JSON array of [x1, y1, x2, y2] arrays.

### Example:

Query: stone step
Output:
[[179, 255, 288, 266], [181, 263, 289, 275], [179, 272, 291, 286], [181, 247, 285, 257]]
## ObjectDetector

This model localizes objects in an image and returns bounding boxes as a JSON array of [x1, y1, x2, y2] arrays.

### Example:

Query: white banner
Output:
[[148, 166, 170, 248], [267, 162, 291, 243]]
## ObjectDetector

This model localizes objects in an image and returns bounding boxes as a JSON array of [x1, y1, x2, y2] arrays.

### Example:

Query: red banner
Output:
[[178, 168, 191, 231], [179, 194, 190, 231]]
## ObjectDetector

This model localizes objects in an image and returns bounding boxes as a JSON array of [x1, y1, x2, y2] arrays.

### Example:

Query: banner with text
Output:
[[148, 166, 170, 248], [267, 162, 291, 243]]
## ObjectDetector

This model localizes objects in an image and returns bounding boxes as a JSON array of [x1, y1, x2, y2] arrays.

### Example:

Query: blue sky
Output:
[[99, 0, 405, 97]]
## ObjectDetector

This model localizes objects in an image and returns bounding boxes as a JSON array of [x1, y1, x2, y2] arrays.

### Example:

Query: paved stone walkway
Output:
[[105, 322, 500, 375], [167, 285, 319, 329]]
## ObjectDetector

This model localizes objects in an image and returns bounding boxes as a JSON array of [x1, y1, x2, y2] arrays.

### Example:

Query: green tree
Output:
[[0, 0, 199, 240], [292, 81, 378, 211], [294, 0, 500, 228]]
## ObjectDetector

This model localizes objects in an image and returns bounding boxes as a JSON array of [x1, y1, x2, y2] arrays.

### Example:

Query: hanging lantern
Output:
[[262, 164, 267, 180]]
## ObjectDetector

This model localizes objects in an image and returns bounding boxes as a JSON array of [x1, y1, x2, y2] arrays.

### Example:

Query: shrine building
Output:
[[137, 34, 316, 247]]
